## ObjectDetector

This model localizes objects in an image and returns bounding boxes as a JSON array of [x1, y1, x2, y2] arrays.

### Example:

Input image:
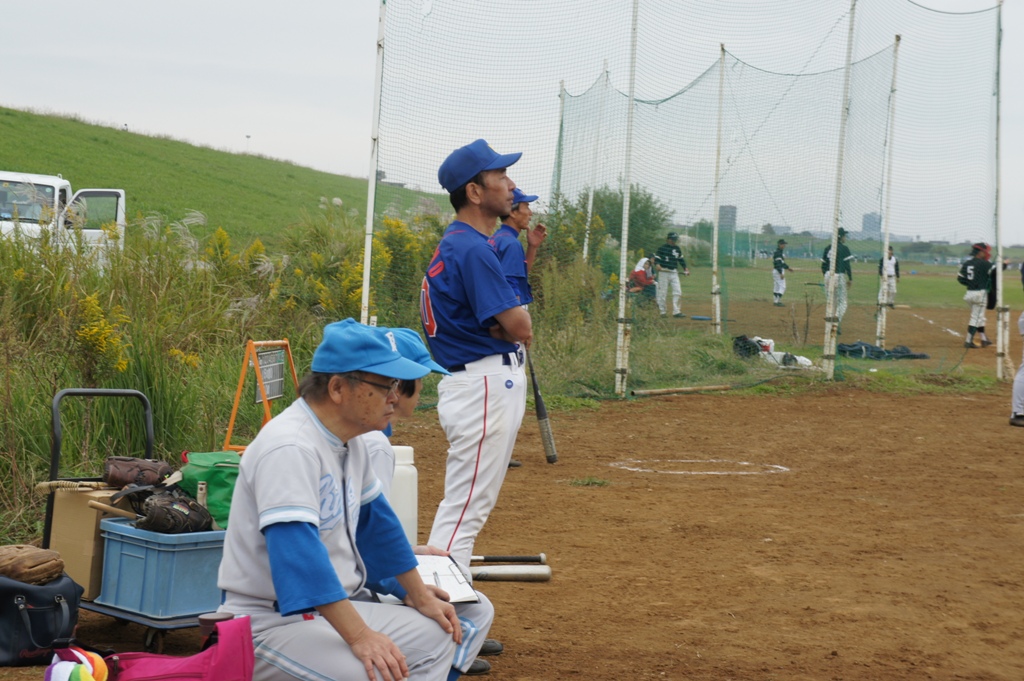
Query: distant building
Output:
[[718, 205, 736, 232], [862, 212, 881, 239]]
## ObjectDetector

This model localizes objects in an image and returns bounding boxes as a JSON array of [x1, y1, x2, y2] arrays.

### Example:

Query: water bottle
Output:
[[390, 446, 418, 545]]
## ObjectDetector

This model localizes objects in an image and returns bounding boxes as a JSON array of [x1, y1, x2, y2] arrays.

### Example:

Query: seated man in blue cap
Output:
[[218, 318, 460, 681]]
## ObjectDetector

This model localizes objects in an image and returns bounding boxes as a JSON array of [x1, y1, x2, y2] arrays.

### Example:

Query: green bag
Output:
[[179, 451, 240, 530]]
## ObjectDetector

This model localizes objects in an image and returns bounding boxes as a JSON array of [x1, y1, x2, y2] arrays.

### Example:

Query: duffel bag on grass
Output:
[[0, 572, 83, 666]]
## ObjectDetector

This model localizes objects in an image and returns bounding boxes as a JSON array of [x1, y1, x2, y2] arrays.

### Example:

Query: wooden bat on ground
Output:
[[471, 553, 547, 565], [525, 350, 558, 464]]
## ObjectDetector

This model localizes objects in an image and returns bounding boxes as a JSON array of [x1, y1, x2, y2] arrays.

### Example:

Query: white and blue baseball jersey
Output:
[[488, 224, 533, 305], [420, 221, 521, 369], [219, 398, 414, 616]]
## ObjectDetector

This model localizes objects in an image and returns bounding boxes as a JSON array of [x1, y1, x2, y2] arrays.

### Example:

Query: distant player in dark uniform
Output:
[[420, 139, 531, 583], [957, 242, 995, 348], [654, 231, 689, 317], [821, 227, 854, 324], [771, 238, 791, 306]]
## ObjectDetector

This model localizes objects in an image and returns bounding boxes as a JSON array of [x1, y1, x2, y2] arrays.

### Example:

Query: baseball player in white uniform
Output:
[[362, 327, 499, 677], [420, 139, 532, 571], [1012, 311, 1024, 427], [218, 319, 460, 681], [878, 245, 899, 307]]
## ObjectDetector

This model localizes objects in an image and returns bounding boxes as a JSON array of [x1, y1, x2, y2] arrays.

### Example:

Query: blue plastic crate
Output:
[[96, 517, 225, 619]]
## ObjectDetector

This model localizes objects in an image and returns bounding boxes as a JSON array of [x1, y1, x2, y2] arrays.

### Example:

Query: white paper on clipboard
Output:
[[416, 554, 479, 603]]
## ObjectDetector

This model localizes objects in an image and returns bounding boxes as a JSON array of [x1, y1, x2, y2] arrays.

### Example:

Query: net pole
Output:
[[614, 0, 639, 397], [711, 44, 725, 335], [875, 35, 901, 350], [822, 0, 858, 381], [551, 80, 566, 201], [583, 64, 609, 263], [359, 0, 387, 325], [995, 0, 1009, 380]]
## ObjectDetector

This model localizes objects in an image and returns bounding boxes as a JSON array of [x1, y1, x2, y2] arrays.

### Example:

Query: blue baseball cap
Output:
[[311, 318, 429, 380], [387, 328, 450, 376], [511, 188, 539, 207], [438, 139, 522, 193]]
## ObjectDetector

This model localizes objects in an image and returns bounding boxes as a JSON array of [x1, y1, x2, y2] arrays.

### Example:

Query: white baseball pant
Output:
[[657, 270, 682, 315], [1013, 311, 1024, 416], [248, 601, 456, 681], [824, 272, 849, 322], [964, 289, 987, 328], [878, 276, 897, 305], [429, 352, 526, 570], [772, 270, 786, 297]]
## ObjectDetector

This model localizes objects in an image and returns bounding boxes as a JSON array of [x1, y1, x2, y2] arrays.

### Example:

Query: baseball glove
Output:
[[136, 491, 213, 534], [0, 545, 65, 585], [104, 456, 174, 489]]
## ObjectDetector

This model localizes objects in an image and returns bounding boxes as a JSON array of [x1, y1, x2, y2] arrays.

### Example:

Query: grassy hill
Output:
[[0, 106, 370, 248]]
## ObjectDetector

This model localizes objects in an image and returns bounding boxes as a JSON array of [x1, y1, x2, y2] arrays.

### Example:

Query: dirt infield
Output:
[[5, 377, 1020, 681]]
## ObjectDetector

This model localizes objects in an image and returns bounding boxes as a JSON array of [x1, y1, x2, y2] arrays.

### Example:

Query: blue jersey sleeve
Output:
[[263, 521, 347, 615]]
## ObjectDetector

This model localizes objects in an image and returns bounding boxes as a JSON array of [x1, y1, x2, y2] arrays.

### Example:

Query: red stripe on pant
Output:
[[446, 375, 488, 553]]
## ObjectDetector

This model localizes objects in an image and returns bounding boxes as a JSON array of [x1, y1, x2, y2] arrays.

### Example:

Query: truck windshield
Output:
[[0, 181, 54, 224]]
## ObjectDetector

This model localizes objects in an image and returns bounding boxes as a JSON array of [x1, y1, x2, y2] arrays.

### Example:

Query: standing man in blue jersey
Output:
[[490, 187, 547, 469], [490, 187, 548, 306], [420, 139, 532, 582]]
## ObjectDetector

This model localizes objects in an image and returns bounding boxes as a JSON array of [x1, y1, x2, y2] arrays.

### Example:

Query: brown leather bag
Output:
[[103, 456, 173, 489]]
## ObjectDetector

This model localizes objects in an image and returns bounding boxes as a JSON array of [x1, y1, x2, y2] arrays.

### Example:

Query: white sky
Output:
[[2, 0, 1021, 242]]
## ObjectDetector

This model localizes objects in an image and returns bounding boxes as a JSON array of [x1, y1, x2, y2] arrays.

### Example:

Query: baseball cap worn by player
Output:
[[311, 318, 429, 380], [387, 327, 450, 376], [511, 187, 539, 208], [438, 139, 522, 193], [667, 232, 679, 240], [777, 239, 788, 245], [837, 227, 848, 238]]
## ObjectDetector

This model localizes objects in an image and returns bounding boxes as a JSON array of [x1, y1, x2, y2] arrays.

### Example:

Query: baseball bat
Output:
[[525, 350, 558, 464], [471, 553, 547, 565], [470, 565, 552, 582], [88, 499, 141, 520]]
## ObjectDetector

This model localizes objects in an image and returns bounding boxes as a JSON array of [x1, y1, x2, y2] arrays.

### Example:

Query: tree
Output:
[[762, 223, 775, 236], [572, 183, 674, 253]]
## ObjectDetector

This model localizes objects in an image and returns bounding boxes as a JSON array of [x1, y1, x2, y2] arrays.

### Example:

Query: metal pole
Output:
[[583, 64, 609, 263], [822, 0, 857, 380], [614, 0, 639, 397], [552, 80, 566, 201], [712, 44, 725, 335], [359, 0, 387, 325], [875, 35, 901, 349], [995, 0, 1009, 380]]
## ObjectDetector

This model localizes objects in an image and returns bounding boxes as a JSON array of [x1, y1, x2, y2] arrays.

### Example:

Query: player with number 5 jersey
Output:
[[420, 139, 533, 575]]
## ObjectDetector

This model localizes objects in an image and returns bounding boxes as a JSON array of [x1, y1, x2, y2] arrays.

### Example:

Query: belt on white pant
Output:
[[448, 348, 523, 373]]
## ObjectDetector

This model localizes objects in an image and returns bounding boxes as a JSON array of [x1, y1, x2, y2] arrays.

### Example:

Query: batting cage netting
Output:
[[362, 0, 1002, 395]]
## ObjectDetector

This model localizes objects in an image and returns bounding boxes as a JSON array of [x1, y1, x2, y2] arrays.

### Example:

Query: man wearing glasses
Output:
[[219, 318, 460, 681]]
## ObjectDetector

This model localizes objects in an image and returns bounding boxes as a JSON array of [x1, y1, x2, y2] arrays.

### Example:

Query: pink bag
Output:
[[106, 615, 254, 681]]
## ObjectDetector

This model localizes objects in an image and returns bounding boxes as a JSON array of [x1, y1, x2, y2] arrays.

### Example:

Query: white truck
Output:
[[0, 171, 126, 254]]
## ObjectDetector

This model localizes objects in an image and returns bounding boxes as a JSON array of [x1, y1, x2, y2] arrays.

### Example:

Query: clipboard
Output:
[[416, 554, 479, 603]]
